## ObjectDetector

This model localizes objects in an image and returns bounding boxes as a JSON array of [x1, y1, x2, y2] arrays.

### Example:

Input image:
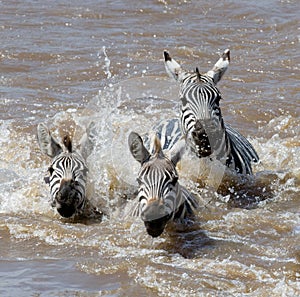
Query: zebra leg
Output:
[[206, 49, 230, 84], [37, 123, 62, 158]]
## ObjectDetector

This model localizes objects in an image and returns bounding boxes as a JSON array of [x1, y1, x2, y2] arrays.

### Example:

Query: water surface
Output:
[[0, 0, 299, 296]]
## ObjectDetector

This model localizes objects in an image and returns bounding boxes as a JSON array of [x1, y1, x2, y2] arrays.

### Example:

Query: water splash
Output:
[[101, 46, 112, 79]]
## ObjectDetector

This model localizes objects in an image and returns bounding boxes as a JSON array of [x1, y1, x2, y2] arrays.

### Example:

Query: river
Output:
[[0, 1, 299, 296]]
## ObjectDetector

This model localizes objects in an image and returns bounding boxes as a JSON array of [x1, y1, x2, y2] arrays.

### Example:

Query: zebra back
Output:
[[225, 123, 259, 175], [143, 118, 182, 152]]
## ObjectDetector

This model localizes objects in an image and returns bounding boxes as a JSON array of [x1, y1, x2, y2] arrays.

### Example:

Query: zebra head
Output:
[[164, 49, 230, 159], [128, 131, 187, 237], [37, 123, 88, 218]]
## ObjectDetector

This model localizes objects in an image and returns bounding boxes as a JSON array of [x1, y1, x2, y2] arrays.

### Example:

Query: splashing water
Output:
[[0, 0, 299, 295]]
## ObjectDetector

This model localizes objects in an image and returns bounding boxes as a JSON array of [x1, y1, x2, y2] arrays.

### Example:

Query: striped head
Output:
[[128, 132, 186, 237], [164, 49, 230, 159], [37, 123, 88, 218]]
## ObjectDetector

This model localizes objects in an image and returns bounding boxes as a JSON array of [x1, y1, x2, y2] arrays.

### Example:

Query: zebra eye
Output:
[[48, 166, 54, 176], [164, 178, 178, 195], [170, 176, 178, 187]]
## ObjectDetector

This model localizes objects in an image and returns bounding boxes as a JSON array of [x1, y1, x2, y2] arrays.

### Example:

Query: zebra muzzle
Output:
[[141, 201, 172, 237], [143, 213, 172, 237], [55, 180, 79, 218]]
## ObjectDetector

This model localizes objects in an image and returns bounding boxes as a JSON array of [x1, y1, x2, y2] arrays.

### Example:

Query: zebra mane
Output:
[[195, 67, 201, 81], [63, 134, 72, 153], [153, 135, 163, 158]]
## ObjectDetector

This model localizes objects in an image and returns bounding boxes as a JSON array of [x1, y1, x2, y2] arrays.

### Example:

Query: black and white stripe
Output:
[[37, 123, 88, 218], [128, 125, 197, 237], [143, 118, 181, 152], [164, 49, 259, 175]]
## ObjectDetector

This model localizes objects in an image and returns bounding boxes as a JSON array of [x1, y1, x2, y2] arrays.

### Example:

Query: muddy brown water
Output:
[[0, 1, 299, 296]]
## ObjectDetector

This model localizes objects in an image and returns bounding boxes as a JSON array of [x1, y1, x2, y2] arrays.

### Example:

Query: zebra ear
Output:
[[128, 132, 150, 164], [168, 137, 186, 166], [37, 123, 62, 158], [163, 51, 182, 81], [206, 49, 230, 84]]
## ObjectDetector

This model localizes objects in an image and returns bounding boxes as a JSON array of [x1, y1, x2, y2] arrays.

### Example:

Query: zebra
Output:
[[163, 49, 259, 175], [143, 117, 182, 152], [37, 122, 100, 219], [128, 121, 198, 237]]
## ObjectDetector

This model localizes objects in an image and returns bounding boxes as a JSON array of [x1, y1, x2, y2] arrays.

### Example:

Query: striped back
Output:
[[164, 49, 259, 174], [128, 128, 197, 237], [143, 118, 182, 152], [37, 123, 88, 218]]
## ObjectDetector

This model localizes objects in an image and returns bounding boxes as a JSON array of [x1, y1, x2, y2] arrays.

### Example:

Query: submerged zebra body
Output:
[[164, 49, 259, 175], [37, 123, 99, 218], [128, 123, 197, 237]]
